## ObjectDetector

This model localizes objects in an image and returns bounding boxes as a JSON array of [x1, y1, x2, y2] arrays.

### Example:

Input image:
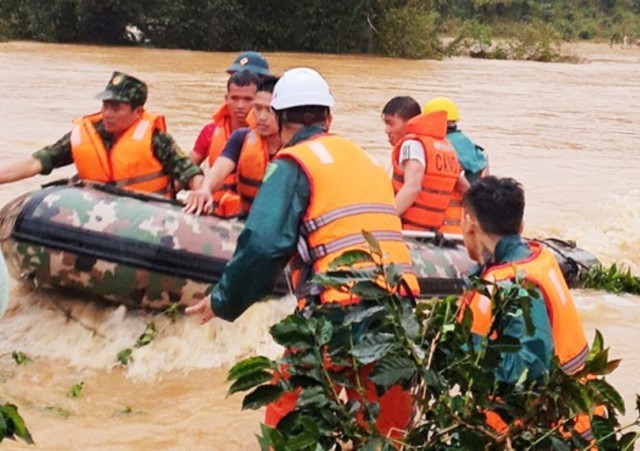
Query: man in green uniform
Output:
[[0, 71, 202, 194]]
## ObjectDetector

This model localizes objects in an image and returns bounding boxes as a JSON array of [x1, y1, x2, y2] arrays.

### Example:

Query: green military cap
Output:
[[95, 71, 148, 107]]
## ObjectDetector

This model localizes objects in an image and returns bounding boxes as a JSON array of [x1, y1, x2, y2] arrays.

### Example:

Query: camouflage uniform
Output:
[[32, 72, 201, 188]]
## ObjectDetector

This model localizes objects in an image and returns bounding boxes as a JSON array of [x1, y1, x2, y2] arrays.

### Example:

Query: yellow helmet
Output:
[[422, 96, 460, 122]]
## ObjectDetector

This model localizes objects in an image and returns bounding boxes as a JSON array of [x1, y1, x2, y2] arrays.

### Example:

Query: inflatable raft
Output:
[[0, 180, 599, 310]]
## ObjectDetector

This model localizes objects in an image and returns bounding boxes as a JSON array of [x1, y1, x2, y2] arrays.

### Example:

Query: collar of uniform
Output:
[[285, 124, 327, 148], [490, 234, 531, 265]]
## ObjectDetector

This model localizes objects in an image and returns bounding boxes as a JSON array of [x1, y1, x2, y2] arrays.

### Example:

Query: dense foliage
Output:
[[1, 0, 640, 59], [229, 233, 639, 449], [580, 263, 640, 295], [0, 402, 33, 445]]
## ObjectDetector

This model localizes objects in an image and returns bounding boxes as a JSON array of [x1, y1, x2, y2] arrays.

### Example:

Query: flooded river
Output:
[[0, 41, 639, 449]]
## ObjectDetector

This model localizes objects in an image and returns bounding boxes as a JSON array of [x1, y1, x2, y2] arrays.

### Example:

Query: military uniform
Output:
[[32, 72, 201, 188]]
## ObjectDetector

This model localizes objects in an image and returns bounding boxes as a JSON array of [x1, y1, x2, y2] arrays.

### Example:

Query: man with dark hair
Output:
[[381, 96, 421, 147], [184, 76, 281, 215], [0, 71, 202, 196], [190, 71, 261, 216], [459, 176, 592, 439], [187, 67, 420, 438]]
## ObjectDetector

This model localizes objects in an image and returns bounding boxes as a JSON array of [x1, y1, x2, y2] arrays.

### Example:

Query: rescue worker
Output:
[[381, 96, 421, 147], [187, 67, 420, 438], [423, 97, 488, 234], [189, 71, 261, 216], [459, 176, 593, 440], [189, 54, 268, 167], [0, 71, 202, 196], [391, 107, 469, 232], [183, 76, 281, 216]]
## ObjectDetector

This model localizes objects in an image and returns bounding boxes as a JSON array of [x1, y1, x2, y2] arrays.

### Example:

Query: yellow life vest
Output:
[[276, 134, 420, 307], [70, 111, 172, 197]]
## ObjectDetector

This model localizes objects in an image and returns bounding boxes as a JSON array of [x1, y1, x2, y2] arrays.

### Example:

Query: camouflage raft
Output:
[[0, 181, 599, 310]]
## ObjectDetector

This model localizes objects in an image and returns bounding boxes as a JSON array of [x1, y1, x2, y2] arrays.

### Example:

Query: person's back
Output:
[[458, 176, 592, 438]]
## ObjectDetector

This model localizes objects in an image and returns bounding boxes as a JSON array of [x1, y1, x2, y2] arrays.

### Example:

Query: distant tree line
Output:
[[1, 0, 640, 59]]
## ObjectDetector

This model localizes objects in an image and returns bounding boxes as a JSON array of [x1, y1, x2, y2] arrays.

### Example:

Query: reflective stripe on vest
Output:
[[276, 134, 420, 305], [237, 129, 271, 212], [70, 111, 173, 197], [460, 242, 589, 374]]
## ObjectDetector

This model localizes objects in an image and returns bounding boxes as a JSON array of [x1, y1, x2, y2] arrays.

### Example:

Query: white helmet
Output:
[[270, 67, 335, 110]]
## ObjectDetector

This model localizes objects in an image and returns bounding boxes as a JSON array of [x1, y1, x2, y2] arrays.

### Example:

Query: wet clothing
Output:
[[32, 116, 201, 188], [463, 235, 554, 384]]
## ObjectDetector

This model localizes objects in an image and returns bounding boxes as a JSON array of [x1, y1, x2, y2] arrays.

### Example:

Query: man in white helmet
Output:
[[187, 67, 419, 438]]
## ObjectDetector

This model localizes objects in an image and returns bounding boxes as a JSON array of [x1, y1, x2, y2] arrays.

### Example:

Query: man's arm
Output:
[[183, 156, 236, 215], [183, 128, 249, 215], [395, 160, 425, 214], [189, 122, 216, 166], [152, 131, 203, 190], [0, 157, 43, 184], [186, 159, 310, 323]]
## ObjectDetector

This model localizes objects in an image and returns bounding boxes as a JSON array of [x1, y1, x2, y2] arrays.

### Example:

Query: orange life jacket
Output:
[[207, 103, 241, 217], [277, 134, 420, 308], [460, 242, 589, 375], [391, 111, 461, 232], [440, 167, 489, 235], [236, 129, 276, 212], [70, 111, 173, 197]]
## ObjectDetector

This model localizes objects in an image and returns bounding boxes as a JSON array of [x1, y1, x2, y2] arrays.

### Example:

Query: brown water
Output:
[[1, 41, 640, 449]]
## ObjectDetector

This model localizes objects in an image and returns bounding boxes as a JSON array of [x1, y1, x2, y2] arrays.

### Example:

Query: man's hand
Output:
[[182, 189, 214, 215], [185, 295, 216, 324]]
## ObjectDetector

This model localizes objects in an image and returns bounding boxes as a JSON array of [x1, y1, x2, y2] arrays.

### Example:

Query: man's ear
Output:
[[325, 114, 333, 130]]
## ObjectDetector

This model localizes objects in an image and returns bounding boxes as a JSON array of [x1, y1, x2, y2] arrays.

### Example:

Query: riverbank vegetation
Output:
[[1, 0, 640, 61], [230, 236, 640, 449]]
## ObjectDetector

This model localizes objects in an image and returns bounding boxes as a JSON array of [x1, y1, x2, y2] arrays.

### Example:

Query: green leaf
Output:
[[328, 249, 374, 270], [228, 371, 273, 395], [362, 230, 382, 257], [258, 423, 286, 451], [296, 387, 330, 409], [1, 403, 34, 444], [351, 281, 389, 300], [487, 335, 522, 353], [399, 304, 421, 341], [135, 322, 157, 348], [285, 416, 320, 450], [116, 348, 133, 366], [228, 356, 275, 381], [67, 382, 84, 398], [314, 317, 333, 346], [352, 333, 396, 364], [590, 379, 625, 414], [589, 330, 604, 357], [369, 355, 416, 389], [385, 263, 404, 288], [270, 315, 313, 349], [620, 431, 640, 451], [590, 416, 617, 449], [11, 351, 31, 365], [344, 305, 385, 325], [549, 436, 571, 450], [242, 385, 286, 410], [0, 410, 7, 441]]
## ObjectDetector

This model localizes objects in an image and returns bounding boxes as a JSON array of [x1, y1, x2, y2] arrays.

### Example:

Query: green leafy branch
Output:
[[0, 403, 34, 445], [580, 263, 640, 295]]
